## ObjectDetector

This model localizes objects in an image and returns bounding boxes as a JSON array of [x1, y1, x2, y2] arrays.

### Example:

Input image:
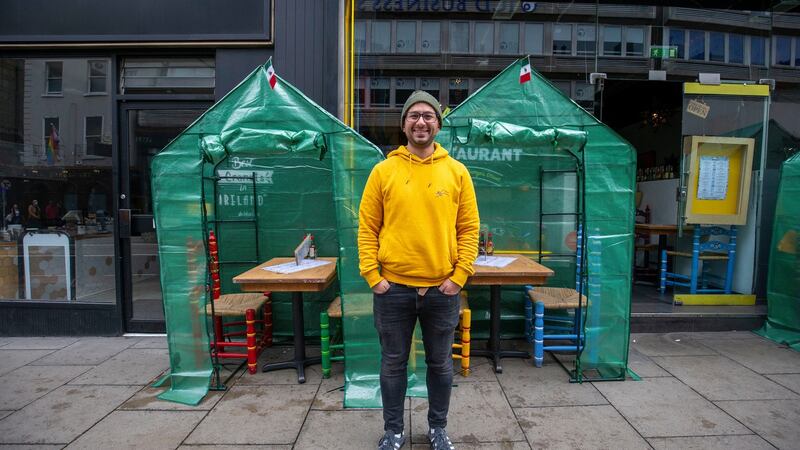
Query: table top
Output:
[[635, 223, 694, 234], [233, 257, 337, 292], [468, 254, 554, 286]]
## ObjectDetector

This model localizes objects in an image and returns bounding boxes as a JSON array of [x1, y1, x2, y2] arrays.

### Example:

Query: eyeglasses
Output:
[[405, 112, 438, 123]]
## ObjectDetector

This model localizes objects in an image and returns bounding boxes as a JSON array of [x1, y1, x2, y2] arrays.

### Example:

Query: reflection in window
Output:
[[751, 36, 766, 66], [626, 27, 644, 56], [396, 21, 416, 53], [448, 78, 469, 107], [474, 22, 494, 53], [43, 117, 59, 160], [709, 32, 725, 62], [576, 25, 595, 56], [776, 36, 791, 66], [46, 62, 63, 94], [449, 22, 469, 53], [603, 26, 622, 56], [498, 23, 519, 55], [87, 60, 107, 93], [524, 23, 543, 55], [689, 30, 705, 61], [795, 38, 800, 66], [420, 78, 440, 101], [354, 21, 367, 53], [421, 22, 440, 53], [85, 116, 103, 156], [552, 81, 571, 97], [669, 29, 685, 59], [395, 78, 416, 106], [473, 79, 489, 92], [553, 24, 572, 55], [371, 21, 391, 53], [729, 34, 744, 64], [370, 77, 390, 106], [355, 78, 365, 107]]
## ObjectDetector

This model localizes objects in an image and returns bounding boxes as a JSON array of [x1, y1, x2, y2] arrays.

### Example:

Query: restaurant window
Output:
[[576, 25, 595, 56], [395, 78, 416, 107], [498, 23, 519, 55], [87, 60, 108, 93], [449, 22, 469, 53], [371, 21, 391, 53], [524, 23, 544, 55], [775, 36, 792, 66], [354, 21, 367, 53], [553, 24, 573, 55], [84, 117, 103, 157], [729, 34, 744, 64], [45, 61, 63, 95], [689, 30, 705, 61], [420, 78, 440, 101], [669, 28, 685, 59], [751, 36, 767, 66], [370, 77, 390, 106], [474, 22, 494, 54], [603, 26, 622, 56], [421, 21, 441, 53], [448, 78, 469, 107], [396, 21, 416, 53], [625, 27, 644, 57], [355, 78, 365, 107], [709, 32, 725, 62]]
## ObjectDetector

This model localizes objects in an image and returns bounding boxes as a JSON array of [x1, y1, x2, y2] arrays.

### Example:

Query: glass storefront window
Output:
[[421, 21, 441, 53], [371, 21, 391, 53], [603, 26, 622, 56], [796, 38, 800, 66], [689, 30, 705, 60], [776, 35, 792, 66], [669, 28, 686, 59], [370, 77, 390, 106], [395, 78, 416, 106], [751, 36, 766, 66], [576, 25, 595, 56], [498, 23, 519, 55], [355, 78, 365, 107], [625, 27, 644, 56], [474, 22, 494, 53], [0, 58, 115, 303], [354, 21, 367, 53], [396, 21, 416, 53], [729, 34, 744, 63], [448, 78, 468, 107], [524, 23, 544, 55], [420, 78, 439, 100], [449, 22, 469, 53], [553, 24, 573, 55], [709, 32, 725, 62]]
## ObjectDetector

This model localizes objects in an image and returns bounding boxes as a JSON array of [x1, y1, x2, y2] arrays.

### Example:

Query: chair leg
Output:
[[659, 250, 667, 293], [534, 301, 545, 367], [245, 309, 257, 374], [460, 308, 471, 376], [321, 311, 331, 378], [263, 297, 273, 347]]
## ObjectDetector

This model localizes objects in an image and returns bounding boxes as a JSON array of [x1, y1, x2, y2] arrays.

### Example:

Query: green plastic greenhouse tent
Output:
[[151, 59, 384, 405], [436, 57, 636, 381], [756, 152, 800, 350]]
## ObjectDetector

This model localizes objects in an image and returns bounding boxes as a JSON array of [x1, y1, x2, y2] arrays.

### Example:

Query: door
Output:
[[119, 104, 208, 332]]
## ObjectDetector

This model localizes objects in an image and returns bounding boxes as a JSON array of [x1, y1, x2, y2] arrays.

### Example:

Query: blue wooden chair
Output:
[[659, 225, 737, 296]]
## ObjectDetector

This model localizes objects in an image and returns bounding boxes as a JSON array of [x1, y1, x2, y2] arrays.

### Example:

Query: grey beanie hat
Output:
[[401, 90, 442, 126]]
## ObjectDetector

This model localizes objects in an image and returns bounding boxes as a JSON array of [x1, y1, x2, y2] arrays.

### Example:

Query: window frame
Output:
[[86, 60, 108, 94], [552, 23, 574, 56], [84, 116, 104, 155], [523, 22, 545, 56], [42, 117, 60, 157], [45, 61, 63, 95], [448, 21, 470, 54], [472, 21, 495, 54]]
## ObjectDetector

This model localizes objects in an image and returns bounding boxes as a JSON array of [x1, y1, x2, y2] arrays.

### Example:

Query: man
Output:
[[27, 200, 41, 229], [358, 90, 480, 450]]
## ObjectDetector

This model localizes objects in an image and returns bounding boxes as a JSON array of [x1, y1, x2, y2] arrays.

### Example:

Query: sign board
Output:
[[650, 46, 678, 59]]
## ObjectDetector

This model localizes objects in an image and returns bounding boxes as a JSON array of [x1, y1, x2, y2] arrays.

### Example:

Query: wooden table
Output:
[[467, 254, 553, 373], [233, 257, 337, 383]]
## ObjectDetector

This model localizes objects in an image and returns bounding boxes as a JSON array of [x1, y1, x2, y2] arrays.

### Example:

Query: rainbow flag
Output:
[[46, 124, 59, 165]]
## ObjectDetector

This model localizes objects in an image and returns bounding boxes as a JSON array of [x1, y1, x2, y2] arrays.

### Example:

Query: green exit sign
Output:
[[651, 46, 678, 59]]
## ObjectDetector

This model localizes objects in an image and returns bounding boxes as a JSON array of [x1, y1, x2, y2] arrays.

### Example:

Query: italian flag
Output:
[[266, 63, 277, 89], [519, 63, 532, 84]]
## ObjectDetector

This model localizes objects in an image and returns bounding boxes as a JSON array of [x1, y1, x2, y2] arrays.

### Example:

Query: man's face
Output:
[[402, 102, 439, 149]]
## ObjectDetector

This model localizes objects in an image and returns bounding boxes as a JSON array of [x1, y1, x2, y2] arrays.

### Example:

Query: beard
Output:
[[405, 125, 437, 149]]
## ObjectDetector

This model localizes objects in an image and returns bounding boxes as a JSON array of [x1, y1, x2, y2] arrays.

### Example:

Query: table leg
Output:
[[470, 285, 529, 373], [262, 291, 321, 383]]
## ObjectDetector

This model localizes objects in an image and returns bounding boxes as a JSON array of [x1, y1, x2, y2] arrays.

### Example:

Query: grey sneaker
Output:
[[378, 430, 406, 450], [429, 427, 455, 450]]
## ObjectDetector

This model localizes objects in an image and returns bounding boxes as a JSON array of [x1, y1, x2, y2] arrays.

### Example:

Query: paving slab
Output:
[[452, 356, 500, 382], [630, 333, 717, 357], [715, 399, 800, 450], [69, 348, 168, 385], [0, 385, 140, 444], [594, 377, 750, 437], [64, 410, 205, 450], [0, 365, 92, 410], [700, 337, 800, 375], [410, 382, 524, 444], [30, 338, 136, 366], [516, 405, 650, 449], [765, 373, 800, 395], [235, 345, 323, 385], [184, 384, 317, 445], [627, 349, 671, 378], [0, 338, 11, 347], [0, 445, 64, 449], [0, 410, 12, 420], [296, 409, 407, 449], [647, 434, 774, 449], [130, 337, 168, 349], [653, 355, 799, 401], [497, 359, 607, 408], [119, 385, 223, 411], [0, 350, 55, 377], [411, 442, 531, 449], [663, 331, 762, 341], [311, 366, 346, 411], [180, 446, 291, 450], [2, 337, 80, 350]]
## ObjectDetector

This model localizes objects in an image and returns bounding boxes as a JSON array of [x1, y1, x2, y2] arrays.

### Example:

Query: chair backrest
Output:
[[575, 224, 583, 290], [694, 225, 736, 254]]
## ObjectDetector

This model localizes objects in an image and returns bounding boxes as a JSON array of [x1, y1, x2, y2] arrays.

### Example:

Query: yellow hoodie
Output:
[[358, 143, 480, 288]]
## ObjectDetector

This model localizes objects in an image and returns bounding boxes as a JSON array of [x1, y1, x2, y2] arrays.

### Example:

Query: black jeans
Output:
[[373, 282, 461, 434]]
